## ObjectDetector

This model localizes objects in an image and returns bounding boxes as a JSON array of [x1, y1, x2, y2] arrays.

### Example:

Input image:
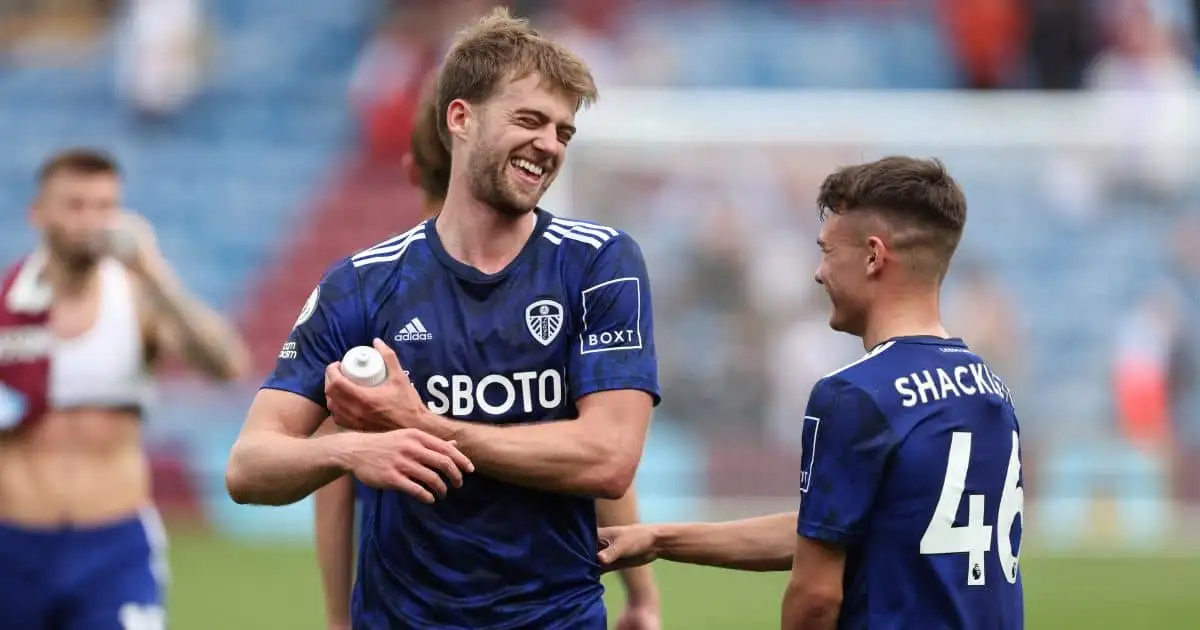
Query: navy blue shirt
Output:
[[264, 210, 659, 629], [797, 336, 1024, 630]]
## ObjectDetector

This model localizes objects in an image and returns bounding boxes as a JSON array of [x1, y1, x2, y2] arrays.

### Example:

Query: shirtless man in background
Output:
[[0, 149, 249, 629]]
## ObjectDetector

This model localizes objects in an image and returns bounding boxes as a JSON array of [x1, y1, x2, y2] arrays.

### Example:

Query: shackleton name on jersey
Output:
[[893, 361, 1012, 408]]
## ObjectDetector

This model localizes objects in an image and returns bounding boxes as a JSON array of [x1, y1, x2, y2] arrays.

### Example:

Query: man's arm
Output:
[[226, 261, 366, 505], [116, 213, 248, 380], [313, 419, 355, 630], [137, 262, 250, 381], [650, 512, 798, 572], [782, 377, 896, 630], [426, 389, 651, 499], [228, 260, 471, 506], [226, 389, 359, 506], [781, 537, 844, 630], [422, 232, 659, 499], [597, 491, 659, 611]]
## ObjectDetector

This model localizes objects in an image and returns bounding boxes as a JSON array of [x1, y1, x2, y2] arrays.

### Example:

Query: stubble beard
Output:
[[467, 144, 539, 218]]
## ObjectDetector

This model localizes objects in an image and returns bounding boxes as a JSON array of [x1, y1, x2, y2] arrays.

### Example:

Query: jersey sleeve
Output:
[[260, 258, 369, 409], [795, 376, 896, 546], [568, 233, 661, 405]]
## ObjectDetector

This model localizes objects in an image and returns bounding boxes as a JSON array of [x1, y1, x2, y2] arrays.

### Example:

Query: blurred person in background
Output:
[[0, 149, 248, 629], [314, 68, 660, 630], [1167, 216, 1200, 508], [1041, 280, 1183, 549], [348, 6, 441, 165], [944, 261, 1024, 387], [938, 0, 1027, 89], [116, 0, 208, 121], [228, 9, 660, 629], [1025, 0, 1101, 89], [1085, 0, 1196, 201]]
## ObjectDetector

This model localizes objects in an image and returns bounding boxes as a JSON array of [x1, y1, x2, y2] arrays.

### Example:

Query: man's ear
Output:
[[865, 235, 888, 277], [28, 201, 44, 229], [401, 153, 419, 187], [445, 99, 472, 141]]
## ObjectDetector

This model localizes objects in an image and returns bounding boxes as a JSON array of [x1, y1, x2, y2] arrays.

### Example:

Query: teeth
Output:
[[512, 159, 544, 177]]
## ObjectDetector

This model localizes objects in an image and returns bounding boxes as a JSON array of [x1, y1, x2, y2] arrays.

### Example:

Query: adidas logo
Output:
[[394, 317, 433, 343]]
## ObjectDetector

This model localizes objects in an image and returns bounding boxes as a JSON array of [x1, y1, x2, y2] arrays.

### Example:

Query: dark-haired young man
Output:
[[0, 149, 249, 629], [598, 157, 1025, 630]]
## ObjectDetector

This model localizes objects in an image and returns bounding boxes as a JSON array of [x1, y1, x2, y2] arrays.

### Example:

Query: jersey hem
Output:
[[258, 384, 326, 410], [796, 522, 855, 546], [574, 378, 661, 406]]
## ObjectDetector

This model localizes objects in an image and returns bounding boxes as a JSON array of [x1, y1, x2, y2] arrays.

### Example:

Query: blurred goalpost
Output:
[[551, 89, 1198, 202]]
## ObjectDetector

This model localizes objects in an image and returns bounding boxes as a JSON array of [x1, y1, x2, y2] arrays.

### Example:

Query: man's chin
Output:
[[495, 192, 540, 217], [60, 249, 101, 271]]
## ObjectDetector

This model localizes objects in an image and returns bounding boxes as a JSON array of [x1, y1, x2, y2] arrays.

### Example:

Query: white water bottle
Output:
[[340, 346, 387, 386]]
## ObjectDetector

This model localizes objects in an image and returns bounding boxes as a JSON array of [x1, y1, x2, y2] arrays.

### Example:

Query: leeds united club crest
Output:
[[525, 299, 563, 346]]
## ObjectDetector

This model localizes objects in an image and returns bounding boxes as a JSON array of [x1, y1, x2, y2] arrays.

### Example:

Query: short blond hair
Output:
[[435, 7, 597, 148]]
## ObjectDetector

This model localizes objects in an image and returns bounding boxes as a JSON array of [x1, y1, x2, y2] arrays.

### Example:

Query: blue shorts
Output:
[[0, 508, 168, 630]]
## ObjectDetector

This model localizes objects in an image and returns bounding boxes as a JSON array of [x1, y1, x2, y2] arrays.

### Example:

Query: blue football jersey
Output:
[[263, 210, 659, 629], [796, 336, 1024, 630]]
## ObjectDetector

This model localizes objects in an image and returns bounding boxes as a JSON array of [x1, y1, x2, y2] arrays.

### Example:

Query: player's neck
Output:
[[43, 255, 97, 298], [436, 190, 538, 274], [421, 197, 444, 221], [861, 291, 947, 350]]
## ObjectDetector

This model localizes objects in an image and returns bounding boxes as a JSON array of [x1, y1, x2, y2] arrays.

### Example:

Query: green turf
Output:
[[167, 531, 1200, 629]]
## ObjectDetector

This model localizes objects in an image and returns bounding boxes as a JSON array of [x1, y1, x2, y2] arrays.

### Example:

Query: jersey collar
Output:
[[425, 208, 552, 283], [873, 335, 968, 352]]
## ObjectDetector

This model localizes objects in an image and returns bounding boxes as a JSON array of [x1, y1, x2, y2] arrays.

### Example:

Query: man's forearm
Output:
[[597, 490, 659, 605], [315, 473, 355, 627], [425, 415, 638, 499], [653, 512, 797, 572], [227, 432, 354, 506], [141, 265, 249, 380], [782, 579, 841, 630]]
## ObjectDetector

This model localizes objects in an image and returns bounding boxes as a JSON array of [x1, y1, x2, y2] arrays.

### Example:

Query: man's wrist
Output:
[[416, 409, 461, 442], [622, 574, 661, 607], [648, 523, 674, 558], [320, 430, 364, 473]]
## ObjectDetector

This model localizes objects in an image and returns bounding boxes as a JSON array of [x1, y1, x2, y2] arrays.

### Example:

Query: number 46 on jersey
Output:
[[920, 431, 1024, 586]]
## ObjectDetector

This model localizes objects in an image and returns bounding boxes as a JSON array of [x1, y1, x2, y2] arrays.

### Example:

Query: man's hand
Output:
[[614, 600, 661, 630], [106, 211, 167, 278], [347, 429, 473, 503], [325, 338, 429, 432], [598, 525, 660, 573]]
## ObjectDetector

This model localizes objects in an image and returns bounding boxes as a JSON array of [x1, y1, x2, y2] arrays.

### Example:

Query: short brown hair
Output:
[[435, 7, 597, 149], [37, 148, 120, 186], [411, 72, 450, 201], [817, 156, 967, 281]]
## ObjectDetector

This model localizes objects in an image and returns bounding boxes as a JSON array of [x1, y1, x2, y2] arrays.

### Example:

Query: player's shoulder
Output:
[[539, 210, 635, 255], [347, 221, 431, 273], [308, 222, 430, 300], [817, 338, 903, 389]]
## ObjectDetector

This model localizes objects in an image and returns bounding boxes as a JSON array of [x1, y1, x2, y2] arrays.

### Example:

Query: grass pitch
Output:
[[166, 531, 1199, 629]]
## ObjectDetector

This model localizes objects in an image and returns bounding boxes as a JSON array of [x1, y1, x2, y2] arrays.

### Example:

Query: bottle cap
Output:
[[340, 346, 387, 387]]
